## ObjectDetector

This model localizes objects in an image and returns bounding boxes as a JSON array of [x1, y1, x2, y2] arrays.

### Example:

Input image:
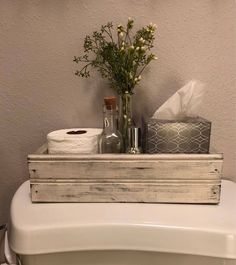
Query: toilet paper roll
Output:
[[47, 128, 102, 154]]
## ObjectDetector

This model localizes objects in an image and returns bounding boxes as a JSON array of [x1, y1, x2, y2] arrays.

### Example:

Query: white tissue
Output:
[[152, 80, 205, 120], [47, 128, 102, 154]]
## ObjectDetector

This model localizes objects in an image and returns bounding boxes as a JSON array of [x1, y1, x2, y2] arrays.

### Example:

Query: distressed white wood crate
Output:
[[28, 144, 223, 204]]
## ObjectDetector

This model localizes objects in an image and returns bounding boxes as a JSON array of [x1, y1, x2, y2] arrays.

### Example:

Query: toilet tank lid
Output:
[[9, 180, 236, 259]]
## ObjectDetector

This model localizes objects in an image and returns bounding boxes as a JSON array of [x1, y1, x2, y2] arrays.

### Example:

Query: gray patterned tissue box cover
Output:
[[144, 117, 211, 154]]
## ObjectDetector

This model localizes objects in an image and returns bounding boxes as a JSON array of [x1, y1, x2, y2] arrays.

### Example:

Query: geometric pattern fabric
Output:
[[144, 117, 211, 154]]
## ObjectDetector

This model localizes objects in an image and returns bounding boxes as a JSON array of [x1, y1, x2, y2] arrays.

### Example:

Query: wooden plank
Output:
[[28, 160, 222, 180], [30, 178, 221, 184], [28, 144, 223, 204], [28, 153, 223, 161], [28, 144, 223, 161], [31, 182, 221, 203]]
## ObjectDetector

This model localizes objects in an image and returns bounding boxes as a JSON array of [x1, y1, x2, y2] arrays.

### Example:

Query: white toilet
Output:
[[9, 180, 236, 265]]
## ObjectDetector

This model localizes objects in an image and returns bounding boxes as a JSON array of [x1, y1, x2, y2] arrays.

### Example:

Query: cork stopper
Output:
[[104, 96, 117, 110]]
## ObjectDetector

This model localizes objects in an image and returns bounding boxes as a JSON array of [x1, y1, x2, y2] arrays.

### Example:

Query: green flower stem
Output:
[[119, 92, 132, 151]]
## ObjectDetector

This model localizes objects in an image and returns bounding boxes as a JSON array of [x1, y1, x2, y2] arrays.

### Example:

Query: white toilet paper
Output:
[[47, 128, 102, 154]]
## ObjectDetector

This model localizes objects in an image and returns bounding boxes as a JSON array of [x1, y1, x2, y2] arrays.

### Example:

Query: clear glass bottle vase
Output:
[[119, 92, 133, 152], [99, 105, 123, 154]]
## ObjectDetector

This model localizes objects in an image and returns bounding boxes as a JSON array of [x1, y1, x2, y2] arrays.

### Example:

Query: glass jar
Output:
[[99, 104, 123, 153]]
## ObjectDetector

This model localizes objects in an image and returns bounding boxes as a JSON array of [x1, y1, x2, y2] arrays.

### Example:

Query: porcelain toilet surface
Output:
[[9, 180, 236, 265]]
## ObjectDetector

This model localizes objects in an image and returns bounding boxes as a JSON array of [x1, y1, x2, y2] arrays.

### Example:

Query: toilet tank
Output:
[[9, 180, 236, 265]]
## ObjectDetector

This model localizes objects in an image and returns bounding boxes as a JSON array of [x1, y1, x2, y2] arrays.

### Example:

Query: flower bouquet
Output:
[[74, 18, 157, 150]]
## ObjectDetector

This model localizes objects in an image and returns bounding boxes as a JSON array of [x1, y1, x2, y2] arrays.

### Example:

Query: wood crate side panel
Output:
[[28, 146, 223, 160], [31, 182, 221, 204], [28, 160, 222, 180], [30, 179, 221, 184]]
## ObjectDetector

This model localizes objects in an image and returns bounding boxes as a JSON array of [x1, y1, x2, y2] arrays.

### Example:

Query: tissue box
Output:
[[143, 117, 211, 154]]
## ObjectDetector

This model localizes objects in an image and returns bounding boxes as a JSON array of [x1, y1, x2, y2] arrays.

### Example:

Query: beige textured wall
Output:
[[0, 0, 235, 223]]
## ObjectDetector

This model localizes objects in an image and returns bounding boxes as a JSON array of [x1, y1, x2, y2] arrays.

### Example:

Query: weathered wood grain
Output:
[[28, 144, 223, 204], [31, 181, 221, 203], [29, 160, 222, 180]]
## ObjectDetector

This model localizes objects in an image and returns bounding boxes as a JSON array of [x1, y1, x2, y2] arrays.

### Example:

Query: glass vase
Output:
[[119, 92, 133, 152]]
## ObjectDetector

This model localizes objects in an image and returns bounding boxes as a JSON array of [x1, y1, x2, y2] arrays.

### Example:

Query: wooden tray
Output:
[[28, 144, 223, 204]]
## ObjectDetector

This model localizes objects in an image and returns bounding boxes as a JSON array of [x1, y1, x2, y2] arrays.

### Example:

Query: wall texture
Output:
[[0, 0, 235, 223]]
